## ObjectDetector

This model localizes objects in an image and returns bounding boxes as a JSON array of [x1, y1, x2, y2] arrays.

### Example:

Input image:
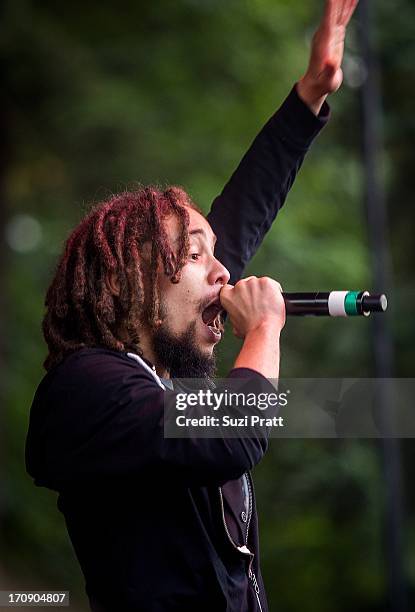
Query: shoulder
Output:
[[37, 347, 160, 404], [55, 346, 151, 375], [28, 348, 165, 442]]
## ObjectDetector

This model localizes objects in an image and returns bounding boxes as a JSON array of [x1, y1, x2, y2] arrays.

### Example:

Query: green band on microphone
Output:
[[344, 291, 360, 316]]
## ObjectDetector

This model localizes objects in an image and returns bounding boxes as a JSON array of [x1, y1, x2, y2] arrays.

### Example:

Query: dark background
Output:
[[1, 1, 414, 610]]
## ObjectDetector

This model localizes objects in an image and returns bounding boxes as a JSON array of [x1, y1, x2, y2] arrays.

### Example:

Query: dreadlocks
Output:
[[42, 185, 200, 371]]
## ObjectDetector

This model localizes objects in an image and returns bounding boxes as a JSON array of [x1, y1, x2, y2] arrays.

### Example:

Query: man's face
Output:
[[152, 207, 230, 378]]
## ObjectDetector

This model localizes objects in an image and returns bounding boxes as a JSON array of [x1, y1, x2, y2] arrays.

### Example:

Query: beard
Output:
[[152, 319, 217, 379]]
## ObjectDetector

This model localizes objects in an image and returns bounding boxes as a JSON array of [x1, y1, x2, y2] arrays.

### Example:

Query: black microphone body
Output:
[[283, 291, 387, 316]]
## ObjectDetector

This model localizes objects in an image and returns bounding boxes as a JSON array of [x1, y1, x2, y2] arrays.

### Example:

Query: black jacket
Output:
[[25, 86, 329, 611]]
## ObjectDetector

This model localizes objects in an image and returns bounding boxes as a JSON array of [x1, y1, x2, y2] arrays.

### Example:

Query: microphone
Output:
[[283, 291, 388, 317]]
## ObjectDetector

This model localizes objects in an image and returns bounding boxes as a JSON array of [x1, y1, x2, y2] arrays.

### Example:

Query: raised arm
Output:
[[207, 0, 358, 284]]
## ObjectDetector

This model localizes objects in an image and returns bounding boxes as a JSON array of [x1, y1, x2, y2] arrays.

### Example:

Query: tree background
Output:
[[1, 0, 414, 610]]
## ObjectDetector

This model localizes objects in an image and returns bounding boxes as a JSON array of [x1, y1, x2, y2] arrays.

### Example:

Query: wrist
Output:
[[246, 319, 283, 339], [236, 321, 281, 379], [296, 77, 327, 116]]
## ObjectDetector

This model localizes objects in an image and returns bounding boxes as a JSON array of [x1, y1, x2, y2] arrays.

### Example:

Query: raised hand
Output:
[[297, 0, 359, 115]]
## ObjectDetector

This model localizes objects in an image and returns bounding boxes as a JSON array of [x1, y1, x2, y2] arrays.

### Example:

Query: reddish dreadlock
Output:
[[42, 185, 201, 371]]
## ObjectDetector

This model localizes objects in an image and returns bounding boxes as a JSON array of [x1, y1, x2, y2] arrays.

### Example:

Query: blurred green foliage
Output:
[[1, 0, 414, 610]]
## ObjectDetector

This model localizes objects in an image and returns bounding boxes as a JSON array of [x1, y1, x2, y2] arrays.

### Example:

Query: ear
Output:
[[106, 270, 121, 297]]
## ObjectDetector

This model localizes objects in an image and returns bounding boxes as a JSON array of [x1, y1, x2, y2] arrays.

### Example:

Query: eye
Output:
[[190, 253, 200, 261]]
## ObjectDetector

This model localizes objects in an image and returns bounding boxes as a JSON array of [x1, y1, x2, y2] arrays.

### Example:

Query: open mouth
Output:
[[201, 299, 225, 337]]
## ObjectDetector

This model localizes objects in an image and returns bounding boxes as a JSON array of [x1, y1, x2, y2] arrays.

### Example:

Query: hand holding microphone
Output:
[[222, 276, 285, 379], [220, 276, 286, 339]]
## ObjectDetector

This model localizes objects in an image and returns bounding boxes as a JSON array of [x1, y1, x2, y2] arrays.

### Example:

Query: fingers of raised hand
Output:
[[343, 0, 359, 26], [323, 0, 358, 28]]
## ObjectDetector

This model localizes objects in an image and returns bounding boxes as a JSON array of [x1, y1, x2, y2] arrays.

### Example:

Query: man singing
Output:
[[25, 2, 358, 610]]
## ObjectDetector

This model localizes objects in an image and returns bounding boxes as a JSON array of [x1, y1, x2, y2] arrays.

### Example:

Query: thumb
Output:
[[323, 62, 343, 86], [321, 61, 337, 79]]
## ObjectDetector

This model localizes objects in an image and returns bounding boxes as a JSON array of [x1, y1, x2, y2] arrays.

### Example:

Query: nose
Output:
[[208, 256, 231, 286]]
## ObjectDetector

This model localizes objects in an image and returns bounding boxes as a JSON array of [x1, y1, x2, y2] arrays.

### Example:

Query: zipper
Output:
[[248, 558, 263, 612], [218, 484, 251, 554], [218, 473, 263, 612], [245, 472, 263, 612], [244, 472, 253, 545]]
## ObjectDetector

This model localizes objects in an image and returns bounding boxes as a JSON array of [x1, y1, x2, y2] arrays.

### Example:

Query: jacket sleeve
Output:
[[25, 352, 277, 491], [206, 85, 330, 284]]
